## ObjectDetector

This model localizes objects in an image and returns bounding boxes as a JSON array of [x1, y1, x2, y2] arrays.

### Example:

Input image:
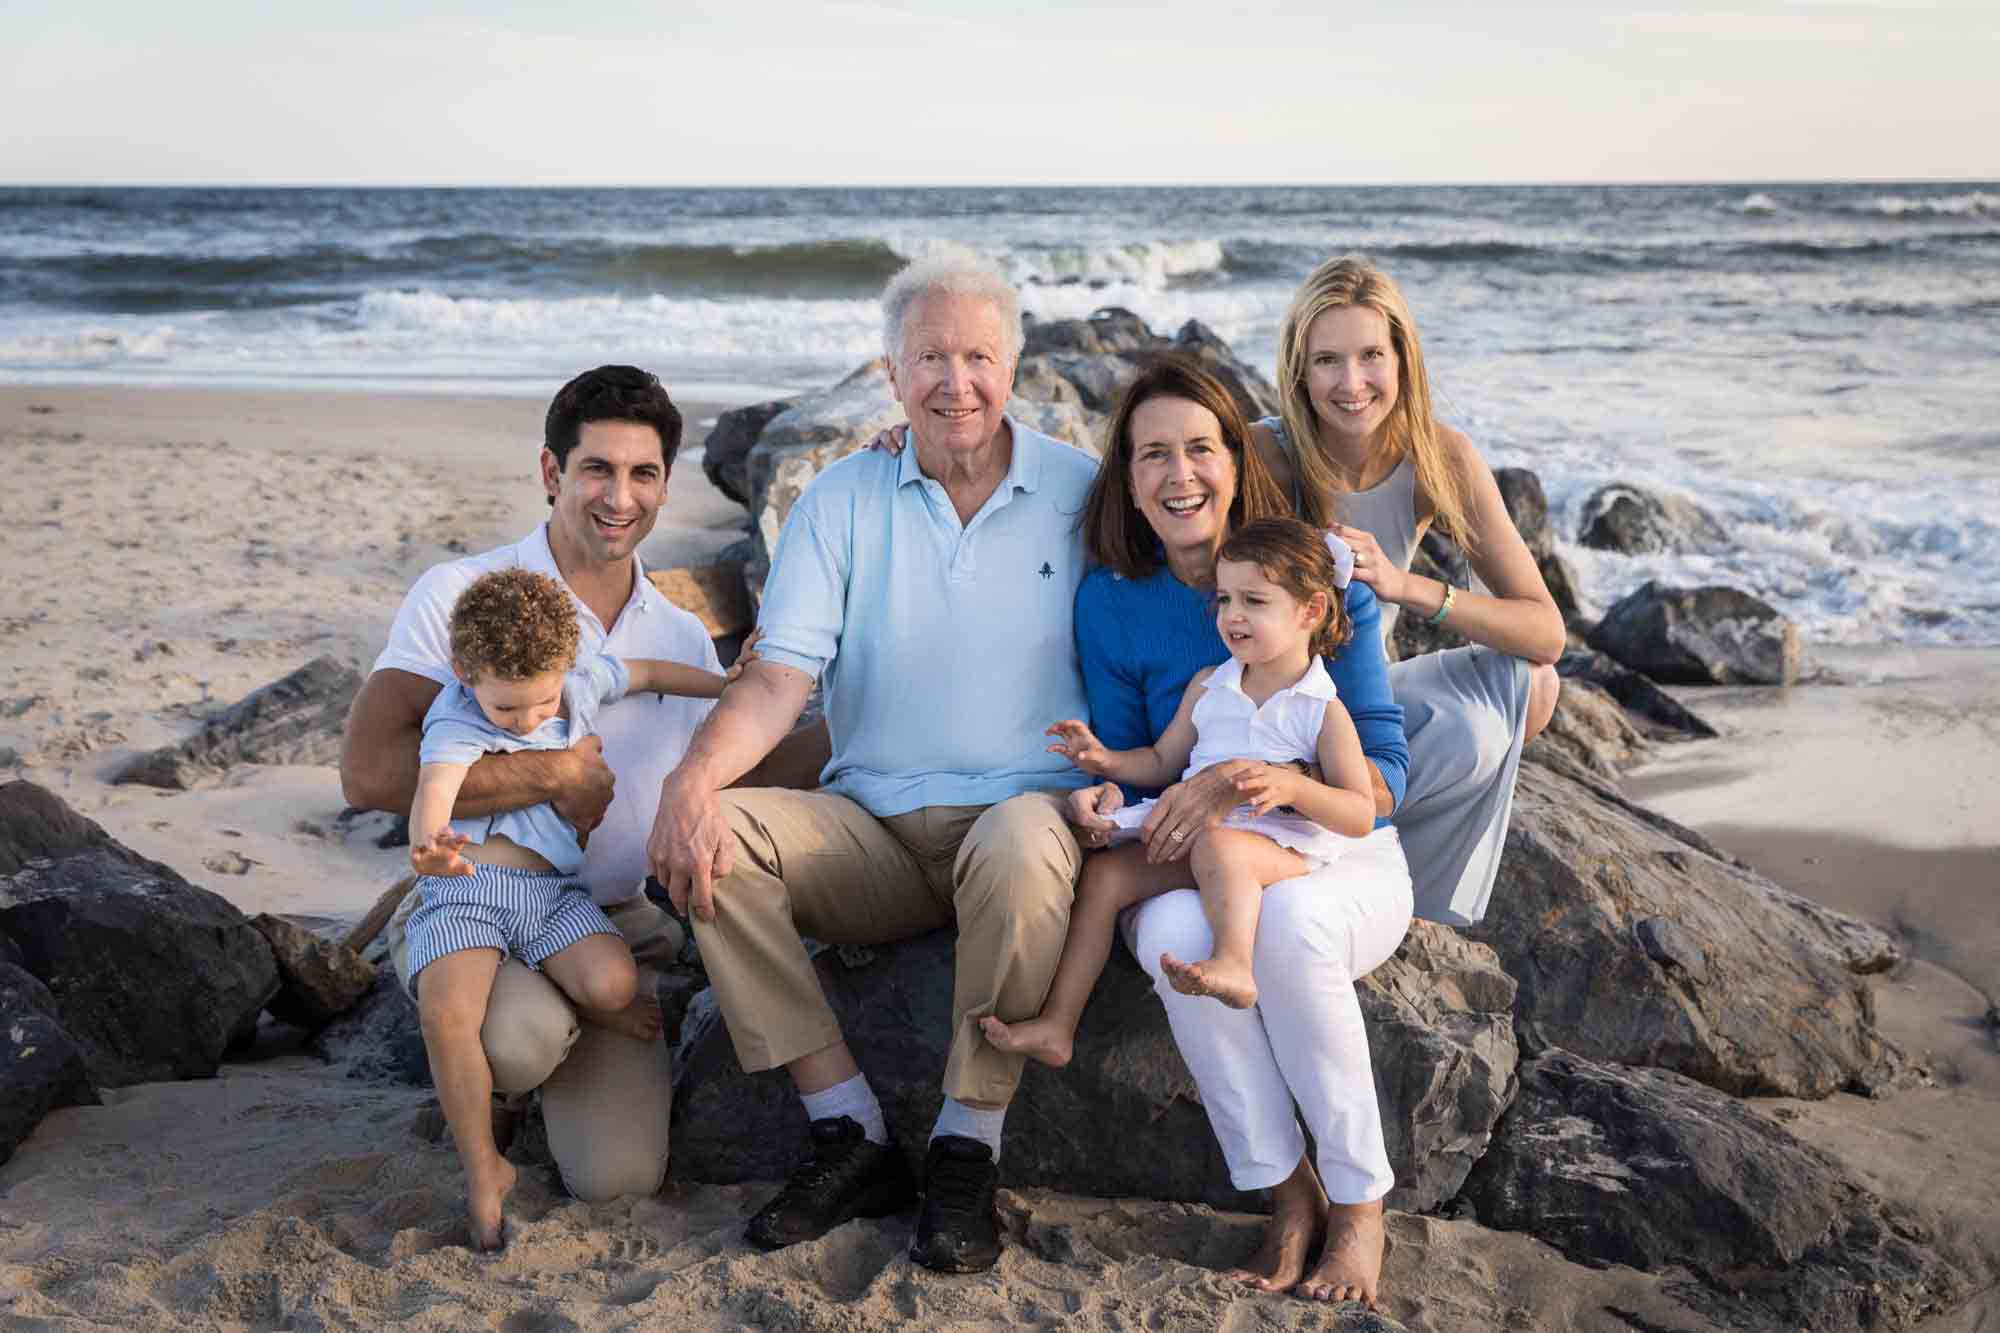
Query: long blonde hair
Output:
[[1275, 256, 1476, 551]]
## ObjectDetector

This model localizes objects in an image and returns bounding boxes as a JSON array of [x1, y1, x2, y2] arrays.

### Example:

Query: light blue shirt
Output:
[[419, 653, 628, 875], [757, 418, 1098, 818]]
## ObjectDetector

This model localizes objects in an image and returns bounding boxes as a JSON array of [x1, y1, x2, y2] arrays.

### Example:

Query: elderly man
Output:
[[647, 251, 1097, 1272]]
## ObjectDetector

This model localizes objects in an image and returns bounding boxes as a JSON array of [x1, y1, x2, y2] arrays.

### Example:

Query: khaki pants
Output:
[[388, 889, 682, 1202], [697, 788, 1081, 1105]]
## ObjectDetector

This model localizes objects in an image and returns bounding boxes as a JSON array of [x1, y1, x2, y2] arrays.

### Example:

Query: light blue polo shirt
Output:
[[757, 419, 1099, 818]]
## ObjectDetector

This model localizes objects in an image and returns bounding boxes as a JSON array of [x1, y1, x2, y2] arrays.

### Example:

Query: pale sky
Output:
[[4, 0, 1994, 185]]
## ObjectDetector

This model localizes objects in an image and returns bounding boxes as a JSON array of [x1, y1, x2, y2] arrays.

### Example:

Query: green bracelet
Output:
[[1423, 584, 1457, 627]]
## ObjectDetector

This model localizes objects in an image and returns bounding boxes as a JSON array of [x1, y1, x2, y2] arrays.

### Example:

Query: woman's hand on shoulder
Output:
[[866, 424, 911, 457]]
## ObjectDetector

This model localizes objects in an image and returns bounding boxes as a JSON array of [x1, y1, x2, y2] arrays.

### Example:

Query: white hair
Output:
[[880, 245, 1023, 367]]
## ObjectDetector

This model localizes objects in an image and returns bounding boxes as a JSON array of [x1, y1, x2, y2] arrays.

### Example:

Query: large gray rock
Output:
[[1462, 1050, 1976, 1331], [1528, 678, 1649, 779], [0, 961, 97, 1166], [1588, 581, 1801, 686], [1493, 466, 1586, 626], [701, 397, 793, 507], [673, 923, 1515, 1214], [1471, 761, 1901, 1098], [1358, 921, 1518, 1211], [0, 782, 279, 1086], [251, 912, 377, 1029], [110, 656, 362, 789], [1576, 482, 1728, 554]]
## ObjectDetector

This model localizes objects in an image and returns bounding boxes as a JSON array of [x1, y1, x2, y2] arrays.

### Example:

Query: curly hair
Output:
[[1215, 518, 1354, 659], [448, 568, 579, 682]]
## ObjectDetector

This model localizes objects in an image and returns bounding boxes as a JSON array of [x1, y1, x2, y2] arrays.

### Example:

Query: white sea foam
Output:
[[1854, 192, 1999, 218], [1730, 192, 1781, 215]]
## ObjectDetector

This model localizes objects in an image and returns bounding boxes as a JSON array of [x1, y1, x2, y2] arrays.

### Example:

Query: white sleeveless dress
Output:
[[1259, 416, 1533, 926], [1108, 657, 1354, 867]]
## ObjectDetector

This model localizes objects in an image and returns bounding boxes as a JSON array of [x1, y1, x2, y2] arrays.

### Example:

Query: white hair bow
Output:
[[1323, 530, 1355, 588]]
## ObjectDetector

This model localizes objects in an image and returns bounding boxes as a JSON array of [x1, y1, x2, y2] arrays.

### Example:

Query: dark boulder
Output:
[[673, 923, 1516, 1214], [0, 783, 279, 1086], [0, 961, 97, 1166], [700, 397, 794, 507], [110, 656, 362, 789], [1556, 648, 1717, 739], [1021, 307, 1156, 358], [1462, 1050, 1975, 1331], [1576, 483, 1728, 554], [1471, 761, 1900, 1098], [1493, 466, 1586, 626], [308, 966, 429, 1086], [1588, 581, 1801, 686]]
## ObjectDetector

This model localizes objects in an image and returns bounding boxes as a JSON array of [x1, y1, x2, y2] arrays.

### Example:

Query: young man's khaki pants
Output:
[[693, 787, 1082, 1105]]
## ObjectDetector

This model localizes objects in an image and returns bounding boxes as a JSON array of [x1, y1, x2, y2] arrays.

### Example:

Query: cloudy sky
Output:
[[4, 0, 1994, 185]]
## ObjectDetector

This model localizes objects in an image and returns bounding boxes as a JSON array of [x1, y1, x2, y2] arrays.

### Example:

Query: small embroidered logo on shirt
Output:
[[1038, 562, 1055, 580]]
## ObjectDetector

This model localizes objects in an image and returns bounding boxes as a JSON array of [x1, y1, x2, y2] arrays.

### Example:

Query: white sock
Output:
[[931, 1097, 1005, 1162], [799, 1073, 887, 1145]]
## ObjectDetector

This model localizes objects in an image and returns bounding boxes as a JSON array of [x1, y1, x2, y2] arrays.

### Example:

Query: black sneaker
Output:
[[910, 1135, 1001, 1273], [743, 1116, 917, 1251]]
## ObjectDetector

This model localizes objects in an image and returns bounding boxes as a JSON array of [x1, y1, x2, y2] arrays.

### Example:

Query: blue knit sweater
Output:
[[1074, 565, 1409, 823]]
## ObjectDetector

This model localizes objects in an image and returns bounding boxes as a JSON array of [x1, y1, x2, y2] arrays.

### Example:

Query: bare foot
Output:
[[1225, 1187, 1321, 1293], [1297, 1198, 1385, 1308], [466, 1157, 517, 1253], [590, 990, 663, 1041], [979, 1014, 1075, 1068], [1160, 952, 1258, 1009]]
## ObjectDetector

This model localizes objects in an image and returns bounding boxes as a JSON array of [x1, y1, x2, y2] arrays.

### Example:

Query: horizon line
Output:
[[2, 176, 1996, 191]]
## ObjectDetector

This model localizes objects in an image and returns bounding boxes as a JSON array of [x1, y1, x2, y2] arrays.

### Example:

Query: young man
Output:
[[343, 365, 741, 1206]]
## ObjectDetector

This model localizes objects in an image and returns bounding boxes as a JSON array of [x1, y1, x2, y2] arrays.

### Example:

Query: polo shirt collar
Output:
[[1209, 654, 1339, 703], [895, 416, 1041, 495], [521, 523, 655, 626]]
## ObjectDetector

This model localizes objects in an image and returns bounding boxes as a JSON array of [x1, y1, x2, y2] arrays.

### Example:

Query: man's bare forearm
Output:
[[674, 662, 814, 794]]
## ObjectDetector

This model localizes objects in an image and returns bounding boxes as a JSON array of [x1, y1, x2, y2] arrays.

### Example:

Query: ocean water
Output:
[[3, 183, 1996, 648]]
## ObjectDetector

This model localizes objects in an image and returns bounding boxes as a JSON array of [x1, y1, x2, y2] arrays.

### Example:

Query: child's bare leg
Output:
[[416, 948, 515, 1251], [539, 933, 659, 1041], [1161, 829, 1307, 1009], [981, 845, 1188, 1068]]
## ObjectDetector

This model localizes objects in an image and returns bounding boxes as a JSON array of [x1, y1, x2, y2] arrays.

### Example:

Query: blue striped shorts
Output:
[[404, 863, 619, 982]]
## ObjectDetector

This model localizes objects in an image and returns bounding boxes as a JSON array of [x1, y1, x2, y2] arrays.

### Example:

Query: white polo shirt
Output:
[[373, 524, 719, 905]]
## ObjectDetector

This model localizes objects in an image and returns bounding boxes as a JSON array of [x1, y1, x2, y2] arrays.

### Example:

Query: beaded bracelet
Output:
[[1423, 584, 1457, 627]]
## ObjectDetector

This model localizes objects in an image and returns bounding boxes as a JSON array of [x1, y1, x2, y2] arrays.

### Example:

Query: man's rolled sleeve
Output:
[[752, 504, 848, 682]]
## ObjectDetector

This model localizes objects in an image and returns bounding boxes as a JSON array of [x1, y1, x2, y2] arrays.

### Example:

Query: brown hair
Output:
[[448, 568, 580, 682], [1079, 355, 1292, 578], [1275, 256, 1476, 551], [1215, 518, 1354, 658]]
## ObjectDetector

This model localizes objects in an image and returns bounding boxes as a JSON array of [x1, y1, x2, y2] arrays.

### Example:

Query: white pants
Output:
[[1122, 825, 1412, 1203]]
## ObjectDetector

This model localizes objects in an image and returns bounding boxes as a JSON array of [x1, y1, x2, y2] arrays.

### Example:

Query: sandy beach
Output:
[[2, 383, 1995, 1330]]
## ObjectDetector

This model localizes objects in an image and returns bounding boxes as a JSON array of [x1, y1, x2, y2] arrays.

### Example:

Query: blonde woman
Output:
[[1139, 256, 1563, 925]]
